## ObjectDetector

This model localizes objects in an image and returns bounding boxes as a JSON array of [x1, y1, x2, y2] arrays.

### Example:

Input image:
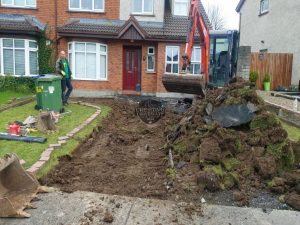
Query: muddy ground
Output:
[[42, 98, 197, 201], [41, 97, 294, 209]]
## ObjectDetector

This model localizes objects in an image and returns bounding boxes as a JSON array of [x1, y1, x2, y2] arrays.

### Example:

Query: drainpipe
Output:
[[54, 0, 58, 56]]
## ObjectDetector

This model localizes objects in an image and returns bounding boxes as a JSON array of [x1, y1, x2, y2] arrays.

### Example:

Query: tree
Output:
[[206, 4, 226, 30]]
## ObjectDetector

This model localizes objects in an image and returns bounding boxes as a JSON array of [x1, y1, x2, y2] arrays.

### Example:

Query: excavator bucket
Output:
[[162, 73, 206, 97], [0, 154, 39, 218]]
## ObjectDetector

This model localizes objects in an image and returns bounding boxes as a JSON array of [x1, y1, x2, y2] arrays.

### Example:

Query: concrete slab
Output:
[[0, 191, 299, 225]]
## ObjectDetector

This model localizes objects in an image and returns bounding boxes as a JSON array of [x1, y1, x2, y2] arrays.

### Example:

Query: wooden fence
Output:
[[250, 53, 293, 90]]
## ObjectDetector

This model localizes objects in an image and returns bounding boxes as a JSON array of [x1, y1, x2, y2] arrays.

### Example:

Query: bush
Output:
[[249, 71, 259, 83], [263, 73, 271, 83], [0, 75, 35, 93]]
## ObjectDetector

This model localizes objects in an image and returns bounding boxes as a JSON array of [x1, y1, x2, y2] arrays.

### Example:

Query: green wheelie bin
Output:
[[35, 74, 64, 112]]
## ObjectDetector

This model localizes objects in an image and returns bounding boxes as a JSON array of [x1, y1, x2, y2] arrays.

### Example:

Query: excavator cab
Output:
[[162, 0, 210, 96]]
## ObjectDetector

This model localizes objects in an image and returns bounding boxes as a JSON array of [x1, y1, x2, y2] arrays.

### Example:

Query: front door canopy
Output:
[[118, 16, 147, 40]]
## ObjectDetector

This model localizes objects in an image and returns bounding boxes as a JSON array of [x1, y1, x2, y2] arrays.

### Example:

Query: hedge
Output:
[[0, 76, 35, 93]]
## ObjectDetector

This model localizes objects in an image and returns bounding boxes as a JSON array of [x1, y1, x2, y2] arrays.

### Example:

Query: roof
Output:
[[58, 0, 212, 41], [0, 13, 45, 34], [236, 0, 246, 12]]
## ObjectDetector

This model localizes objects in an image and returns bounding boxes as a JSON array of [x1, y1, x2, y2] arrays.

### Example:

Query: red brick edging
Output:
[[26, 101, 101, 173]]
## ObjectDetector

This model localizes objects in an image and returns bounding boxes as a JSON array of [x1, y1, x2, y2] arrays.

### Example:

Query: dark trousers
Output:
[[61, 78, 73, 103]]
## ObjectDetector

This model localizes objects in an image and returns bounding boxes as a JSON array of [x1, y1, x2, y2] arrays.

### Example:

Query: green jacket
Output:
[[56, 58, 72, 80]]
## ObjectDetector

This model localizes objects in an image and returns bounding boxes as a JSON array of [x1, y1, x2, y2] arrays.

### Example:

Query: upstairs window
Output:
[[132, 0, 154, 14], [1, 0, 36, 8], [174, 0, 189, 16], [191, 46, 201, 75], [69, 0, 104, 12], [260, 0, 269, 14]]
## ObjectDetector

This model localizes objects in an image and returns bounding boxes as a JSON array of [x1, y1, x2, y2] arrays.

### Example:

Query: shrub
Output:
[[249, 71, 259, 83], [263, 73, 271, 83], [0, 75, 35, 93]]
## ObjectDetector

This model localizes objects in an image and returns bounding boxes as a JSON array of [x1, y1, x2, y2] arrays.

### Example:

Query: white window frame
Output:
[[0, 38, 38, 76], [173, 0, 189, 16], [165, 46, 180, 74], [68, 41, 108, 81], [191, 46, 201, 75], [132, 0, 154, 15], [260, 0, 269, 14], [1, 0, 36, 8], [69, 0, 105, 12], [147, 46, 155, 72]]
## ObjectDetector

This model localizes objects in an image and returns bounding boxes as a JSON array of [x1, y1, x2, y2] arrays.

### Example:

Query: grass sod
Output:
[[0, 102, 102, 169], [281, 121, 300, 141], [37, 105, 111, 178], [0, 91, 32, 105]]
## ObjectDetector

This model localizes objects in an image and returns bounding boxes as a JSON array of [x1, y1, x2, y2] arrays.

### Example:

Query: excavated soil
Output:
[[41, 99, 201, 202], [41, 81, 300, 210]]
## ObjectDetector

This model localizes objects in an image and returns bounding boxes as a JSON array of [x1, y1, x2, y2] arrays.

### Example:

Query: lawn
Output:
[[0, 102, 111, 175], [282, 121, 300, 142], [0, 90, 32, 105]]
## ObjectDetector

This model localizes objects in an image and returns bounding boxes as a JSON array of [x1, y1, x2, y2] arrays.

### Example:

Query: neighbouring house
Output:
[[236, 0, 300, 86], [0, 0, 211, 97]]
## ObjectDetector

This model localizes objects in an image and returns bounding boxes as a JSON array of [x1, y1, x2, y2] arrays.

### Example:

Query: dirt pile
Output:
[[164, 78, 300, 210]]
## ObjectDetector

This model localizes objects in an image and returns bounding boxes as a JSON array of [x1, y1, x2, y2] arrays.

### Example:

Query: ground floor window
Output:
[[0, 38, 38, 76], [68, 42, 107, 80], [165, 46, 179, 74], [191, 46, 201, 75], [147, 46, 155, 72]]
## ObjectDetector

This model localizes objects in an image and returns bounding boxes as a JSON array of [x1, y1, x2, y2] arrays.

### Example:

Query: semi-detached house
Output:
[[0, 0, 211, 97]]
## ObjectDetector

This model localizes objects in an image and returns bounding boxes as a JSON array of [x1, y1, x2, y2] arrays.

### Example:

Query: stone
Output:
[[50, 143, 61, 148], [58, 136, 69, 141], [212, 104, 255, 128], [58, 140, 67, 145]]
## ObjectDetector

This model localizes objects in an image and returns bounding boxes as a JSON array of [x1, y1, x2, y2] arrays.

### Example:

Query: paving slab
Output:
[[0, 191, 299, 225]]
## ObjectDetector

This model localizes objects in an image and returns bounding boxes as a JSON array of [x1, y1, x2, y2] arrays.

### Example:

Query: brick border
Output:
[[27, 101, 101, 174]]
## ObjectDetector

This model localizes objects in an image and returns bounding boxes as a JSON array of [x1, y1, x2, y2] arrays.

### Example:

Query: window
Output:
[[165, 46, 179, 74], [147, 47, 155, 72], [174, 0, 189, 16], [191, 46, 201, 75], [68, 42, 107, 80], [0, 38, 38, 76], [260, 0, 269, 14], [132, 0, 154, 14], [1, 0, 36, 8], [69, 0, 104, 12]]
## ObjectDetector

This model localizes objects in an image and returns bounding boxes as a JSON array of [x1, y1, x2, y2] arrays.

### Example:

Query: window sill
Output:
[[73, 78, 108, 81], [68, 10, 105, 14], [146, 71, 156, 74], [0, 6, 37, 10], [131, 13, 155, 17], [259, 11, 269, 16]]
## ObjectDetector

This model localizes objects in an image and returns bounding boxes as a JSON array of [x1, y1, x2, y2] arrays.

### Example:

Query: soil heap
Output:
[[164, 78, 300, 210]]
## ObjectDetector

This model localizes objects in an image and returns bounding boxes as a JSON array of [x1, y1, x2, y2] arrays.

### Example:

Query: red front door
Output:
[[123, 47, 141, 91]]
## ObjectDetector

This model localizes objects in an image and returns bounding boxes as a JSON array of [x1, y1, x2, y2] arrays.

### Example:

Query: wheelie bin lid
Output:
[[36, 74, 62, 82]]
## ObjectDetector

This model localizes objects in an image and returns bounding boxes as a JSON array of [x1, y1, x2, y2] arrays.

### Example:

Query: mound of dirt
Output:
[[164, 78, 300, 209]]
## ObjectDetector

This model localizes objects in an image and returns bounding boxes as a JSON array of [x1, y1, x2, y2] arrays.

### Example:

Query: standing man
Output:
[[56, 50, 73, 105]]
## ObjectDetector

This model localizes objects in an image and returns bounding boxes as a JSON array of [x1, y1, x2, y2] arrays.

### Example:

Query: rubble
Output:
[[164, 78, 300, 210]]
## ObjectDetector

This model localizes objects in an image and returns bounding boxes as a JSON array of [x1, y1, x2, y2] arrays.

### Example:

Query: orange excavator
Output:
[[162, 0, 210, 97]]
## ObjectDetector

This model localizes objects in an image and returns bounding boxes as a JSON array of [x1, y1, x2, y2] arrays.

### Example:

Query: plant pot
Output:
[[264, 82, 271, 91]]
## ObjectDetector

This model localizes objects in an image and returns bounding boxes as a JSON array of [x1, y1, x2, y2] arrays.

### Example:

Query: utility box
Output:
[[35, 74, 63, 112]]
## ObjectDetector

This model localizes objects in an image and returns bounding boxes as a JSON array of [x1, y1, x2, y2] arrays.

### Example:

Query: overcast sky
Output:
[[201, 0, 240, 30]]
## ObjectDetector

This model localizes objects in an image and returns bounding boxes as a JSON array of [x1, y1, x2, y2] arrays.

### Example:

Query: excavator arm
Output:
[[183, 0, 210, 81], [162, 0, 210, 96]]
